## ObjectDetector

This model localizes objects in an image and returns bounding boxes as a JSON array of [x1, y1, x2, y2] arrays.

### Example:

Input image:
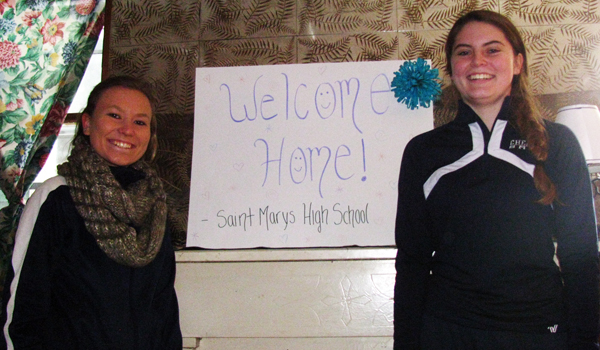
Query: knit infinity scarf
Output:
[[57, 137, 167, 267]]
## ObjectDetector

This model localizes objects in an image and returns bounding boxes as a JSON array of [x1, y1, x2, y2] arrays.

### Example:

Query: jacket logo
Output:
[[548, 324, 558, 333], [509, 139, 528, 150]]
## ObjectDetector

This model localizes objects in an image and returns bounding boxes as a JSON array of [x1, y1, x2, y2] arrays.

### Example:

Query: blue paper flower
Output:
[[391, 58, 441, 110]]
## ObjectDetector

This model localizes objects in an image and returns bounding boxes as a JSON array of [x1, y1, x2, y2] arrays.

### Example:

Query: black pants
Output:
[[421, 314, 568, 350]]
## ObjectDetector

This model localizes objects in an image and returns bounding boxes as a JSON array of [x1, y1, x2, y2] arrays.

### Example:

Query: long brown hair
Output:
[[74, 75, 158, 162], [445, 10, 557, 205]]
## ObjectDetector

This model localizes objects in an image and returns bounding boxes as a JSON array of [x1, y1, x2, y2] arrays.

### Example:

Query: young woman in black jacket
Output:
[[394, 10, 599, 350], [1, 76, 182, 349]]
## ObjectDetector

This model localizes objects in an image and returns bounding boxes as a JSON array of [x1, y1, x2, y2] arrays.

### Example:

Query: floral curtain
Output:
[[0, 0, 105, 297]]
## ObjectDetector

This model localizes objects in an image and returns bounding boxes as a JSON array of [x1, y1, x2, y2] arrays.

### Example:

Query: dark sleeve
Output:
[[2, 187, 66, 350], [155, 225, 182, 349], [394, 139, 434, 350], [0, 258, 14, 350], [548, 124, 600, 350]]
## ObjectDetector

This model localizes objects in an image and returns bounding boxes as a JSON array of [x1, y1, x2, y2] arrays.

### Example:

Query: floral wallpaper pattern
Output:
[[0, 0, 105, 296]]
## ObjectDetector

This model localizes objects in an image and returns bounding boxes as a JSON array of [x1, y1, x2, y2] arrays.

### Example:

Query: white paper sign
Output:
[[187, 60, 433, 248]]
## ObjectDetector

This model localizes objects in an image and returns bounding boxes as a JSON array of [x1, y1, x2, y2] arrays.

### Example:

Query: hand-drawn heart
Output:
[[266, 190, 279, 200], [318, 66, 327, 75], [233, 163, 244, 171]]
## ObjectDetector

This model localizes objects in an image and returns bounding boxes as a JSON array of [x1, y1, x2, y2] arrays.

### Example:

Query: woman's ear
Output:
[[514, 53, 524, 75], [81, 113, 91, 135]]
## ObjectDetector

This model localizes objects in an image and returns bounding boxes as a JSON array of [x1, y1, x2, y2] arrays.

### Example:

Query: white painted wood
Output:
[[176, 248, 396, 262], [175, 248, 396, 340], [182, 337, 198, 349], [197, 337, 393, 349]]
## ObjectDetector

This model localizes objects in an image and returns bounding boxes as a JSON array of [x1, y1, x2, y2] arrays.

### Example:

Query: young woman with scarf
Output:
[[394, 10, 599, 350], [1, 76, 182, 349]]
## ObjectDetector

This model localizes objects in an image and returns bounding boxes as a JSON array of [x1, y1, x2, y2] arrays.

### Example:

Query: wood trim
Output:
[[101, 0, 112, 79], [175, 248, 397, 263], [64, 113, 79, 124]]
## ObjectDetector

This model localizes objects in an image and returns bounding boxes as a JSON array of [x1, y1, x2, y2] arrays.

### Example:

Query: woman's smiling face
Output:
[[82, 86, 152, 166], [450, 21, 523, 111]]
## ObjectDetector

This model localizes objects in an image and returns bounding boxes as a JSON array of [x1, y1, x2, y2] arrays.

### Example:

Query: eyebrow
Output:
[[107, 105, 152, 118], [454, 40, 506, 51], [134, 112, 151, 119]]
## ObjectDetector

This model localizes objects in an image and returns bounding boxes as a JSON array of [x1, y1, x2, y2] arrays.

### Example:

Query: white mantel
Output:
[[175, 248, 396, 350]]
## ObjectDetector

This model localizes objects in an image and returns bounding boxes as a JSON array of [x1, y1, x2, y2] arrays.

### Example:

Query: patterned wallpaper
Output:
[[107, 0, 600, 248]]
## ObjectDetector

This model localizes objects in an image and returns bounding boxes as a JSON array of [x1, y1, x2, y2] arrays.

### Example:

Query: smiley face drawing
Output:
[[315, 83, 336, 119], [290, 148, 307, 184]]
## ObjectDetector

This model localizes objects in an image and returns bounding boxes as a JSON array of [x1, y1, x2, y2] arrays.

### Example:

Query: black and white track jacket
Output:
[[394, 98, 599, 349], [1, 167, 182, 350]]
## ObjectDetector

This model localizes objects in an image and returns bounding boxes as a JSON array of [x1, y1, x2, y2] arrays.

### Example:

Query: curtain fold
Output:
[[0, 0, 105, 298]]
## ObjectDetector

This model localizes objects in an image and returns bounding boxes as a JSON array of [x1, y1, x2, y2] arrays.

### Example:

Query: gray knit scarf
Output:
[[57, 137, 167, 267]]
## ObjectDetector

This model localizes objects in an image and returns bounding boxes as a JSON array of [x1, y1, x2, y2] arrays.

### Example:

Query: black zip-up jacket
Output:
[[1, 167, 182, 350], [394, 99, 599, 349]]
